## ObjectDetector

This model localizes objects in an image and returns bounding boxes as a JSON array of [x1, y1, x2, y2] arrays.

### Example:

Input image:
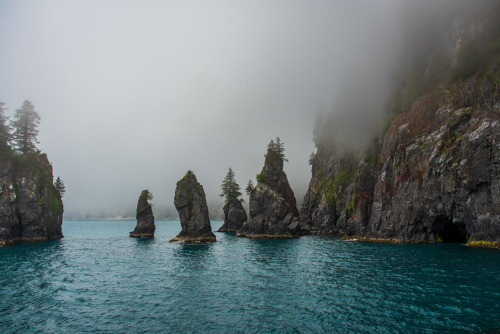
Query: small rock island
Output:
[[170, 170, 216, 242], [0, 100, 64, 246], [238, 138, 301, 238], [217, 167, 247, 232], [130, 190, 155, 238]]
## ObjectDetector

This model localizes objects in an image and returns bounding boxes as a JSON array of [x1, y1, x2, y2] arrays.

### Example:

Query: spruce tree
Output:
[[11, 100, 40, 154], [220, 167, 243, 202], [245, 179, 255, 195], [0, 102, 12, 153], [54, 177, 66, 197], [274, 137, 288, 163]]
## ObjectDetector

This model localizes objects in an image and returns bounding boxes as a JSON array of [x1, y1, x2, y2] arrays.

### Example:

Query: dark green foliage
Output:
[[0, 102, 12, 153], [11, 100, 40, 154], [54, 177, 66, 197], [49, 193, 63, 214], [265, 137, 288, 163], [184, 170, 195, 179], [256, 172, 266, 183], [308, 152, 315, 165], [245, 179, 255, 195], [220, 167, 243, 202]]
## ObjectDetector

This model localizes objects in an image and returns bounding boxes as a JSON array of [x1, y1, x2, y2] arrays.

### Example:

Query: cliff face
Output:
[[171, 171, 216, 242], [301, 4, 500, 245], [0, 153, 64, 246], [130, 190, 155, 238], [217, 198, 247, 232]]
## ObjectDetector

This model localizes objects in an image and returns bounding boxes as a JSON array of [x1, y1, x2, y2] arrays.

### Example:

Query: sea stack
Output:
[[130, 190, 155, 238], [237, 138, 301, 238], [170, 170, 216, 242], [217, 198, 247, 232], [0, 153, 64, 246]]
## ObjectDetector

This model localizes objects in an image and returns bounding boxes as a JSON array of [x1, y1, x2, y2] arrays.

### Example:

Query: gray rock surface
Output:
[[237, 145, 300, 238], [0, 153, 63, 246], [171, 171, 216, 242], [300, 7, 500, 246], [130, 190, 155, 238], [217, 198, 247, 232]]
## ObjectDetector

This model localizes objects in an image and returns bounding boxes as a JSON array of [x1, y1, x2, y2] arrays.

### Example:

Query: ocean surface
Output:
[[1, 220, 499, 333]]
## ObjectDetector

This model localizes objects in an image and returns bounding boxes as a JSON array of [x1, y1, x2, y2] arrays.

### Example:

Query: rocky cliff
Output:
[[301, 3, 500, 246], [238, 141, 301, 238], [171, 170, 216, 242], [130, 190, 155, 238], [217, 198, 247, 232], [0, 153, 64, 246]]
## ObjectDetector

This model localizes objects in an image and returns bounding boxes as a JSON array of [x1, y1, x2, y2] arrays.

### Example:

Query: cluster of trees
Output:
[[265, 137, 288, 163], [0, 100, 65, 196], [219, 137, 287, 203], [0, 100, 41, 155]]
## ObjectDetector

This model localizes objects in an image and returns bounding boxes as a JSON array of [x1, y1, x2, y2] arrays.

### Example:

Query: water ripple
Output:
[[0, 221, 499, 333]]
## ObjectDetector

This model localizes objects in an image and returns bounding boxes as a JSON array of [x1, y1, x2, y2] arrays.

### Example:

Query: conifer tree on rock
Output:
[[0, 102, 12, 153], [245, 179, 255, 195], [219, 167, 243, 202], [217, 167, 247, 232], [11, 100, 40, 154], [54, 177, 66, 197]]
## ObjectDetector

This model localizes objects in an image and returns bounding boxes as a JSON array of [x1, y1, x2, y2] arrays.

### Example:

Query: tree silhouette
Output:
[[220, 167, 243, 202], [0, 102, 12, 153], [54, 177, 66, 197], [11, 100, 40, 154], [245, 179, 255, 195]]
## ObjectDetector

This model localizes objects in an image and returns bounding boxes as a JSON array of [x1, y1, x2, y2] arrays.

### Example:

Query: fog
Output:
[[0, 0, 465, 219]]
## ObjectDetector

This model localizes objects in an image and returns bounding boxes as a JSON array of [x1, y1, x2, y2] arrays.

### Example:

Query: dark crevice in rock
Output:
[[432, 215, 467, 243]]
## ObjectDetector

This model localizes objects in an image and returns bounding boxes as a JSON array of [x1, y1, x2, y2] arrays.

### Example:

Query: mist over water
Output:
[[0, 0, 475, 218]]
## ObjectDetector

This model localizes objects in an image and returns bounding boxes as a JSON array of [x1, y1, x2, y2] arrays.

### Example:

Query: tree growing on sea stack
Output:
[[54, 177, 66, 197], [0, 102, 12, 153], [245, 179, 255, 195], [217, 167, 247, 232], [11, 100, 40, 154], [130, 190, 156, 238], [170, 170, 216, 242], [237, 137, 301, 238]]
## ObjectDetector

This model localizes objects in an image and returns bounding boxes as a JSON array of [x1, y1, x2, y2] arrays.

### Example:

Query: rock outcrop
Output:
[[130, 190, 155, 238], [300, 4, 500, 246], [170, 171, 216, 242], [0, 153, 63, 246], [238, 141, 301, 238], [217, 198, 247, 232]]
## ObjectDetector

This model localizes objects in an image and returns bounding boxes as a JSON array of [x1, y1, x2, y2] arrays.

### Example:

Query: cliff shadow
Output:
[[432, 215, 467, 243]]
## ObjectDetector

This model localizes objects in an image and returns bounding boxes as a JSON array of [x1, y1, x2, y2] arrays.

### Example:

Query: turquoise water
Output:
[[1, 220, 499, 333]]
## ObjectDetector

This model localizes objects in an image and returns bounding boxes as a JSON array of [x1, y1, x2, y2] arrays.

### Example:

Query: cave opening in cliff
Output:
[[432, 215, 467, 243]]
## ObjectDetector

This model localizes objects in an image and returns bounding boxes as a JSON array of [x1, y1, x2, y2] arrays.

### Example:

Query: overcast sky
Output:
[[0, 0, 412, 218]]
